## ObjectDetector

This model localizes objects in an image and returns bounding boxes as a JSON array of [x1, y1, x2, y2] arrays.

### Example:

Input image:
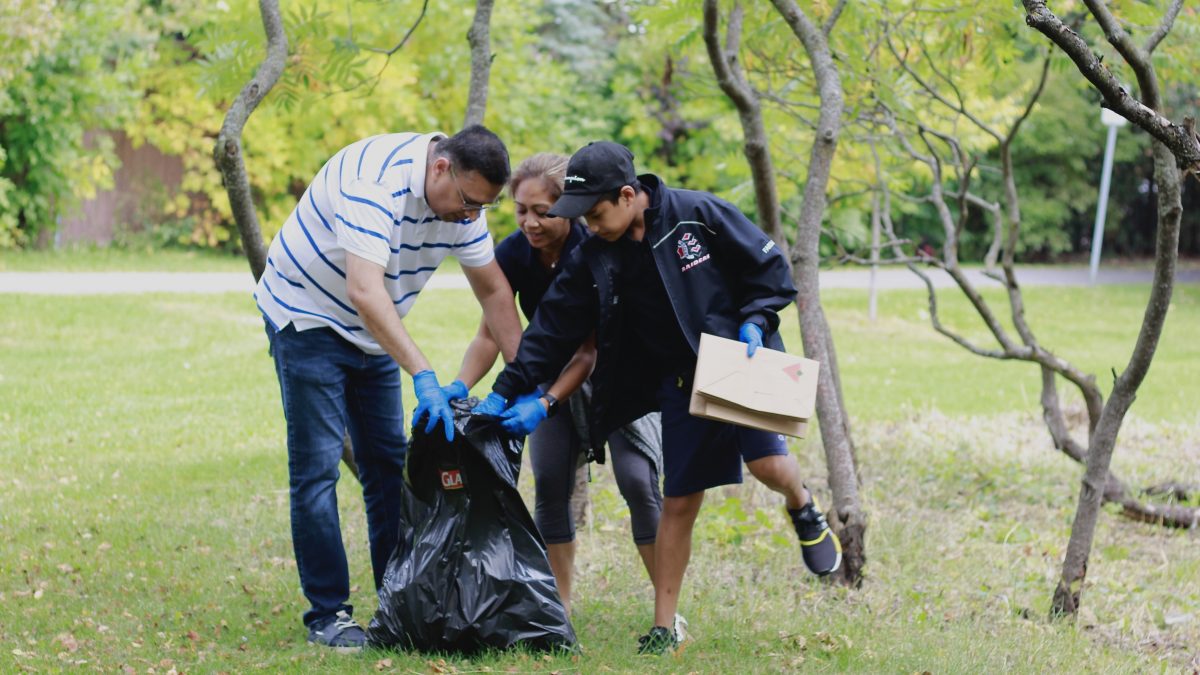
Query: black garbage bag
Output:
[[367, 400, 577, 654]]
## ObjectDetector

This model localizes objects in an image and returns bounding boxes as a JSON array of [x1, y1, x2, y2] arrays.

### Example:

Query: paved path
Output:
[[0, 266, 1196, 295]]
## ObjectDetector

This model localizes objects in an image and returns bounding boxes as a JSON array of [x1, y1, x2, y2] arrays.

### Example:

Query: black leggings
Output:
[[528, 411, 662, 545]]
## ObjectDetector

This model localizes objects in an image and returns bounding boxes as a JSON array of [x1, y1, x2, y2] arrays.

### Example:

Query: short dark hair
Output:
[[598, 180, 645, 206], [435, 125, 511, 187]]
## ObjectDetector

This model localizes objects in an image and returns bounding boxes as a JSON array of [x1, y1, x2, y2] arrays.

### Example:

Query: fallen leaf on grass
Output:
[[374, 658, 393, 670], [55, 633, 80, 652]]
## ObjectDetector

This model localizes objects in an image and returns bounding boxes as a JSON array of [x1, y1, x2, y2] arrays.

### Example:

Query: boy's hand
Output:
[[499, 396, 550, 436], [738, 322, 764, 357]]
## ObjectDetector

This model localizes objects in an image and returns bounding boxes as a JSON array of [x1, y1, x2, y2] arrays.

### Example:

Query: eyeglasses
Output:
[[449, 165, 502, 212]]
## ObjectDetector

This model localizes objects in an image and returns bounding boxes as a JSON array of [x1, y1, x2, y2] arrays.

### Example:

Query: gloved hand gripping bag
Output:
[[367, 400, 576, 654]]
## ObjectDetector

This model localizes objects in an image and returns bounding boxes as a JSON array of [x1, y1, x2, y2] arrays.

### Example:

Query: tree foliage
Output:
[[3, 1, 1196, 255], [0, 0, 155, 247]]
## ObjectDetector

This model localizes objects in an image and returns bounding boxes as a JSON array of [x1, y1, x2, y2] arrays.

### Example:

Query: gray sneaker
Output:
[[308, 610, 366, 653]]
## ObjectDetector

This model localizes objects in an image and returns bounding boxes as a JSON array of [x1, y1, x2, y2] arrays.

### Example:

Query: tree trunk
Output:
[[211, 1, 363, 480], [769, 0, 865, 586], [1052, 139, 1182, 617], [1020, 0, 1190, 618], [463, 0, 494, 128], [213, 0, 287, 281], [701, 1, 789, 261]]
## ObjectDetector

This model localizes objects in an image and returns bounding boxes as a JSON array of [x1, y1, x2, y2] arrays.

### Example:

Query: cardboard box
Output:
[[688, 333, 820, 438]]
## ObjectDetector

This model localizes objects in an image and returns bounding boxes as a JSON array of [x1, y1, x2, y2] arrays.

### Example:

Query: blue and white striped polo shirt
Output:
[[254, 132, 494, 355]]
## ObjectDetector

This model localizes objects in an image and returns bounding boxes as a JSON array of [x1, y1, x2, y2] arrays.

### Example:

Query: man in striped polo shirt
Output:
[[254, 125, 523, 652]]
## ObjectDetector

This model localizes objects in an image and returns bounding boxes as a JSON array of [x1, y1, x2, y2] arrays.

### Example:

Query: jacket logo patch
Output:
[[440, 469, 464, 490], [677, 233, 711, 272], [676, 232, 704, 261]]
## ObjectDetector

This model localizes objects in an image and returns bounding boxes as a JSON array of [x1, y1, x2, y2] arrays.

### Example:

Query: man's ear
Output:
[[621, 185, 637, 203], [431, 156, 449, 175]]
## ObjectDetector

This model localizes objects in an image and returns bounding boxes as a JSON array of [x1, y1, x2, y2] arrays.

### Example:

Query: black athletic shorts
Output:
[[656, 372, 790, 497]]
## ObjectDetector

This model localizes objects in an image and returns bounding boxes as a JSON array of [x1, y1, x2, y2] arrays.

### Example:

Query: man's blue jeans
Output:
[[265, 323, 408, 629]]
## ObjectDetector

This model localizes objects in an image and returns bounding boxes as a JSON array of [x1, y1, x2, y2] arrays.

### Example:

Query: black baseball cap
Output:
[[547, 141, 638, 219]]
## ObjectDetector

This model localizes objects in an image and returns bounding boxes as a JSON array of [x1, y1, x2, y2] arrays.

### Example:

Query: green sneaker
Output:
[[636, 626, 678, 655]]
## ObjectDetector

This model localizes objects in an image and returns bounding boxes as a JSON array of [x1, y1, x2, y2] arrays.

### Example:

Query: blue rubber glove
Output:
[[412, 370, 455, 441], [472, 391, 508, 417], [500, 395, 549, 436], [441, 379, 469, 401], [511, 386, 544, 408], [738, 322, 764, 357]]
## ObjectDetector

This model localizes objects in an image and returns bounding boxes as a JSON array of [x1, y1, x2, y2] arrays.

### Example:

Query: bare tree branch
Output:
[[1142, 482, 1200, 501], [213, 0, 288, 281], [822, 0, 848, 36], [1026, 0, 1191, 617], [1008, 56, 1052, 145], [884, 31, 1003, 143], [464, 0, 495, 127], [839, 251, 923, 266], [1120, 499, 1200, 529], [1144, 0, 1184, 54], [983, 205, 1004, 270], [1082, 0, 1145, 77], [346, 0, 428, 56], [758, 90, 822, 114], [703, 0, 790, 257], [1023, 1, 1200, 172], [326, 0, 429, 97]]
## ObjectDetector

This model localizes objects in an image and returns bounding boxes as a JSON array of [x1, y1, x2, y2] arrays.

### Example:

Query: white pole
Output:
[[1090, 110, 1126, 284]]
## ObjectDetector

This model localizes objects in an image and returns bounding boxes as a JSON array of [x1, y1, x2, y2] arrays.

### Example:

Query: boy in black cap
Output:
[[475, 141, 841, 655]]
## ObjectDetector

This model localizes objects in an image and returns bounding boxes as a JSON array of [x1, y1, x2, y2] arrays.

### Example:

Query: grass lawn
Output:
[[1, 276, 1197, 672]]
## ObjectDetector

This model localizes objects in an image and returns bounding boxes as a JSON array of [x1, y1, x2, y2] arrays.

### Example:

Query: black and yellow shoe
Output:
[[789, 493, 842, 577], [636, 626, 678, 656]]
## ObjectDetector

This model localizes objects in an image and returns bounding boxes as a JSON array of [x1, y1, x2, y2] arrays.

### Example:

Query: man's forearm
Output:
[[354, 288, 431, 375], [478, 289, 522, 362], [345, 252, 431, 375]]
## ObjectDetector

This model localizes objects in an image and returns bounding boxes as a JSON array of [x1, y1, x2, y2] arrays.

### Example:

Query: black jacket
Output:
[[493, 174, 796, 452]]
